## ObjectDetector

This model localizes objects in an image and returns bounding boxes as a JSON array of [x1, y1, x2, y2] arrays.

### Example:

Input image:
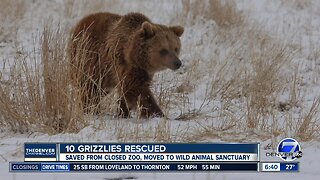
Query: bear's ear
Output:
[[141, 21, 156, 38], [170, 26, 184, 37]]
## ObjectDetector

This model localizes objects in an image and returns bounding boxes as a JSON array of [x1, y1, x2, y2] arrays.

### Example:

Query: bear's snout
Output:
[[165, 53, 182, 70], [173, 59, 182, 70]]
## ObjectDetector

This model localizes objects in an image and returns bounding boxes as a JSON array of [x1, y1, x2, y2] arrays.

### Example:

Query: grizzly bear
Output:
[[69, 12, 184, 118]]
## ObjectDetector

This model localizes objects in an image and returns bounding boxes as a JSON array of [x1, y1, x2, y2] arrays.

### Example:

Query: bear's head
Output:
[[127, 21, 184, 75]]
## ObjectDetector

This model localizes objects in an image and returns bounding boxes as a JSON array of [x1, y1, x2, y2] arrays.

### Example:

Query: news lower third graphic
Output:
[[9, 142, 300, 172]]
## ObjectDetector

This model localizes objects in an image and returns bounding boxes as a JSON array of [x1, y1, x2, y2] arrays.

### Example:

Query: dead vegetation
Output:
[[0, 26, 88, 134], [166, 0, 320, 141], [0, 0, 319, 142], [178, 0, 244, 27]]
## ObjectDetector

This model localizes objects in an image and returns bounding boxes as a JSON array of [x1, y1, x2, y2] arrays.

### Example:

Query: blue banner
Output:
[[59, 143, 259, 153], [25, 143, 56, 158], [280, 163, 299, 172], [10, 162, 258, 172]]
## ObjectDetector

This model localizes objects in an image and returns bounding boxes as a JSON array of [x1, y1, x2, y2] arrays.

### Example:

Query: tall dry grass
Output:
[[0, 26, 88, 134], [167, 0, 320, 142], [296, 98, 320, 141], [0, 0, 319, 143]]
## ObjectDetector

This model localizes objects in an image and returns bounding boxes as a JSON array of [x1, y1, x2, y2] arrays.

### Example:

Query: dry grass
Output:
[[0, 26, 88, 134], [178, 0, 244, 27], [168, 0, 320, 141], [296, 98, 320, 141], [0, 0, 319, 143]]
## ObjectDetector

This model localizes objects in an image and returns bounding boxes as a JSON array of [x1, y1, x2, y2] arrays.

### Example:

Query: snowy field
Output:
[[1, 0, 320, 179]]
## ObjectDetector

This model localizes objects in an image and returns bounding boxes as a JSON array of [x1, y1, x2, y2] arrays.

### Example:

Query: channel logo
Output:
[[277, 138, 302, 161], [265, 138, 302, 161]]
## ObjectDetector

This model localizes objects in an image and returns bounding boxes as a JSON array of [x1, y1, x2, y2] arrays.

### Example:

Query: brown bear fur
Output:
[[69, 12, 184, 118]]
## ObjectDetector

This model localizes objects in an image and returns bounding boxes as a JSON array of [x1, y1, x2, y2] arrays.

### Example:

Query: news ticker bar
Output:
[[24, 143, 260, 162], [9, 162, 299, 172]]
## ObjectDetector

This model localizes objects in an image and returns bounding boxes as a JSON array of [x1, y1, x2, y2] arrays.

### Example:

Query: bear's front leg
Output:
[[136, 88, 164, 118], [117, 68, 164, 119], [118, 84, 164, 119]]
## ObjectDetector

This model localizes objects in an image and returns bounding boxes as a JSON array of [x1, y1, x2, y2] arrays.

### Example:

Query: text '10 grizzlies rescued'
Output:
[[64, 145, 167, 153]]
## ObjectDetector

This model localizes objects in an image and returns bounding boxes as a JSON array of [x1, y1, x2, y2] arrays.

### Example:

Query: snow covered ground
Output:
[[1, 0, 320, 179]]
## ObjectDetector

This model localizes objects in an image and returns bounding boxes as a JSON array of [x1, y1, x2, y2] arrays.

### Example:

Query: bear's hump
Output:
[[120, 12, 151, 29]]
